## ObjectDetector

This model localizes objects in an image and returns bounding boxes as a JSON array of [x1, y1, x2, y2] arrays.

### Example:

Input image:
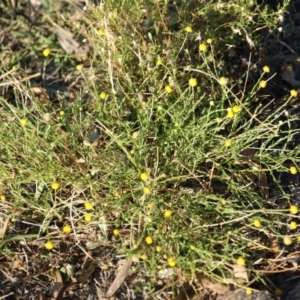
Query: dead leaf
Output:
[[197, 273, 229, 295], [233, 264, 248, 282], [105, 258, 133, 298], [52, 26, 89, 59]]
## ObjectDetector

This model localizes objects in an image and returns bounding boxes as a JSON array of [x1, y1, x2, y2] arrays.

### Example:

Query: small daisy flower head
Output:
[[236, 256, 246, 266], [209, 100, 214, 106], [289, 221, 297, 230], [59, 111, 65, 116], [164, 209, 172, 218], [100, 92, 106, 99], [253, 219, 261, 228], [290, 166, 298, 175], [84, 213, 92, 223], [275, 289, 283, 297], [113, 229, 119, 236], [221, 199, 226, 205], [84, 202, 93, 210], [283, 236, 292, 246], [156, 246, 162, 252], [185, 26, 192, 33], [167, 257, 176, 267], [165, 85, 173, 94], [290, 89, 298, 97], [20, 118, 28, 126], [98, 28, 105, 36], [43, 48, 50, 57], [189, 77, 197, 87], [199, 43, 207, 52], [263, 65, 270, 73], [156, 58, 163, 66], [0, 194, 6, 201], [190, 245, 196, 251], [63, 224, 72, 234], [51, 182, 60, 190], [140, 172, 149, 181], [227, 108, 234, 119], [143, 187, 151, 195], [140, 254, 147, 261], [246, 288, 253, 295], [225, 140, 232, 147], [132, 131, 140, 139], [44, 241, 54, 250], [290, 205, 299, 215], [219, 77, 229, 86], [145, 236, 153, 245], [206, 38, 213, 44], [259, 80, 267, 88], [232, 105, 241, 113], [76, 64, 83, 71]]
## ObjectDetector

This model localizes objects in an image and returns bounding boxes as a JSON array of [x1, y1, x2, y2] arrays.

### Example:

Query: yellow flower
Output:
[[98, 28, 105, 35], [216, 117, 222, 123], [84, 214, 92, 222], [263, 65, 270, 73], [221, 199, 226, 205], [156, 246, 162, 252], [290, 89, 298, 97], [43, 48, 50, 57], [145, 236, 153, 245], [147, 203, 153, 209], [164, 210, 172, 217], [20, 118, 28, 126], [167, 257, 176, 267], [59, 111, 65, 116], [246, 288, 253, 295], [209, 100, 214, 106], [236, 256, 245, 266], [225, 140, 232, 147], [76, 64, 83, 71], [185, 26, 192, 32], [85, 202, 93, 210], [219, 77, 228, 86], [259, 80, 267, 88], [232, 105, 241, 113], [156, 58, 163, 66], [289, 221, 297, 230], [253, 219, 261, 228], [190, 245, 196, 251], [283, 236, 292, 245], [140, 254, 147, 260], [290, 205, 299, 214], [227, 108, 234, 119], [45, 241, 54, 250], [199, 43, 207, 52], [100, 92, 106, 99], [297, 236, 300, 243], [51, 182, 60, 190], [165, 85, 173, 93], [113, 229, 119, 236], [143, 187, 151, 194], [206, 38, 213, 44], [132, 131, 140, 139], [189, 78, 197, 87], [0, 194, 6, 201], [290, 166, 298, 175], [140, 173, 149, 181], [63, 224, 72, 234]]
